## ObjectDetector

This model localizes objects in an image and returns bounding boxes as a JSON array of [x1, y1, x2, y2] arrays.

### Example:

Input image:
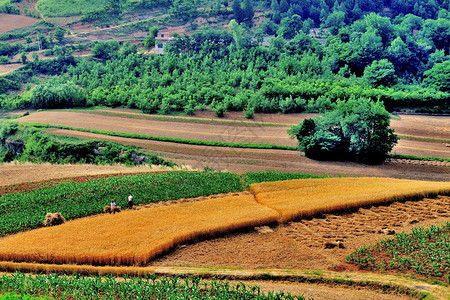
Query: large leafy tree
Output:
[[424, 60, 450, 91], [364, 59, 398, 87], [288, 98, 398, 164]]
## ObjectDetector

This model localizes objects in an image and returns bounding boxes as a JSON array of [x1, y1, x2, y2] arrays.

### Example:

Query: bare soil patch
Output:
[[150, 195, 450, 273], [0, 13, 39, 33], [0, 63, 23, 76], [0, 163, 171, 187]]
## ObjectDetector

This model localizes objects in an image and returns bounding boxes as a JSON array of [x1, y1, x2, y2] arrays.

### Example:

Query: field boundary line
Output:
[[23, 122, 298, 150], [19, 122, 450, 162], [67, 109, 289, 127]]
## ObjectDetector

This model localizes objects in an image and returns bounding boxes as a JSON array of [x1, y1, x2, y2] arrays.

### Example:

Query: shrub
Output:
[[289, 97, 398, 164]]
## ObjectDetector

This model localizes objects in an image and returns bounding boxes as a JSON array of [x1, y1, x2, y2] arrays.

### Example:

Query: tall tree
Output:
[[242, 0, 254, 24], [232, 0, 244, 23], [54, 27, 65, 44]]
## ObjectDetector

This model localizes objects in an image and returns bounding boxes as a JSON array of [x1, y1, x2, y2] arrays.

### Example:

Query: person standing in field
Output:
[[128, 194, 133, 209], [110, 200, 116, 214]]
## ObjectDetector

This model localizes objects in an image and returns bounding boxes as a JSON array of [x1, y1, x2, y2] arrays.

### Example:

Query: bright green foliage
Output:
[[29, 80, 86, 109], [363, 59, 398, 87], [0, 273, 305, 299], [289, 98, 398, 164], [0, 293, 51, 300], [0, 172, 243, 236], [37, 0, 104, 17], [54, 27, 64, 44], [91, 40, 120, 60], [424, 60, 450, 91], [347, 222, 450, 283]]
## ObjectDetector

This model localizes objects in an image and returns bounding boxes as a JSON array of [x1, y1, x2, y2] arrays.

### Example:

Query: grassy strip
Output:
[[398, 134, 450, 144], [71, 108, 288, 127], [388, 153, 450, 163], [25, 123, 298, 150], [0, 273, 305, 300], [0, 171, 325, 237], [347, 222, 450, 284]]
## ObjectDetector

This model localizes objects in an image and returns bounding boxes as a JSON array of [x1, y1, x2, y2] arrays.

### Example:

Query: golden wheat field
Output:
[[0, 194, 279, 266], [0, 177, 449, 268], [250, 177, 450, 222]]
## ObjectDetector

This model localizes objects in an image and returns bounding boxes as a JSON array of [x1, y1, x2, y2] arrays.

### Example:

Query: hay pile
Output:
[[103, 206, 121, 214], [43, 213, 66, 226]]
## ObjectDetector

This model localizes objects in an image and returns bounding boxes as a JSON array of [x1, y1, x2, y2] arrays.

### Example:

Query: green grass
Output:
[[0, 293, 51, 300], [397, 134, 450, 144], [25, 123, 298, 150], [388, 154, 450, 163], [347, 222, 450, 284], [37, 0, 104, 17]]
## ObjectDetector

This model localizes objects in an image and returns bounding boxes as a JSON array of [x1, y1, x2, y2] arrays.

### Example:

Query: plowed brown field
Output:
[[0, 13, 39, 33], [17, 110, 449, 181]]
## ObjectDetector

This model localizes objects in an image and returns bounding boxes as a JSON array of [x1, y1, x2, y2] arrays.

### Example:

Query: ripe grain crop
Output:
[[0, 171, 243, 237], [250, 177, 450, 222], [0, 195, 279, 266]]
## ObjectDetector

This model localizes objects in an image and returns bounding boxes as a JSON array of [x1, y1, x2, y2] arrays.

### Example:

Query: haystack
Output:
[[43, 212, 66, 226], [103, 206, 121, 214]]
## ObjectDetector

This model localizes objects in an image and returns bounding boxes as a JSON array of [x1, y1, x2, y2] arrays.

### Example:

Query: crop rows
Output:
[[0, 171, 323, 237], [0, 171, 242, 237], [0, 195, 279, 266], [347, 222, 450, 283], [0, 272, 305, 299], [250, 177, 450, 222], [27, 123, 297, 150]]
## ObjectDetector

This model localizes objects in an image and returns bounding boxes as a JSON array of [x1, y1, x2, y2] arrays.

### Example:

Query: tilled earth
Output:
[[151, 195, 450, 271]]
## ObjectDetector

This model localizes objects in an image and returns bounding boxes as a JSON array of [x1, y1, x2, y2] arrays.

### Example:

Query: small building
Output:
[[154, 34, 173, 54]]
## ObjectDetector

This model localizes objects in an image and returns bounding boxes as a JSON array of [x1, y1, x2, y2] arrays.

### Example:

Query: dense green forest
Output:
[[0, 0, 449, 116]]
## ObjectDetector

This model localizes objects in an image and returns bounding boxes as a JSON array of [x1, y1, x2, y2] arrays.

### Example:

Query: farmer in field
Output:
[[128, 194, 133, 209], [110, 200, 116, 214]]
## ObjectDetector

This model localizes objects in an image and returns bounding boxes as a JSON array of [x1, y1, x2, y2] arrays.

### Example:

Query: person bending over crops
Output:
[[128, 194, 133, 209]]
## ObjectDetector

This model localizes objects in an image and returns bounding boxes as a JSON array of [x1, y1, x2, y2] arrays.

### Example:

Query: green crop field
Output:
[[347, 222, 450, 283], [37, 0, 104, 17]]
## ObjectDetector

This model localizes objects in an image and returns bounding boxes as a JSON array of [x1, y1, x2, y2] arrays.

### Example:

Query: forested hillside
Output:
[[0, 0, 449, 115]]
